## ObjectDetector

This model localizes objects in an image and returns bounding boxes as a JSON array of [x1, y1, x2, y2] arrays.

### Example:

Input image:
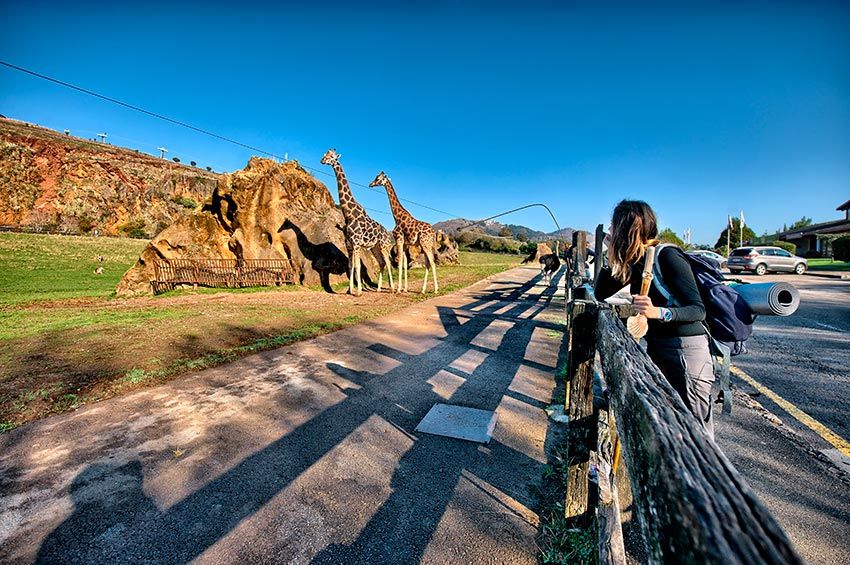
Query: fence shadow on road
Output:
[[35, 268, 570, 563]]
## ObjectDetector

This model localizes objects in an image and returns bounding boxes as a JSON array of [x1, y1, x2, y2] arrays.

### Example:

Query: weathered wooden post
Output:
[[564, 299, 597, 520], [596, 404, 626, 564], [594, 223, 604, 286]]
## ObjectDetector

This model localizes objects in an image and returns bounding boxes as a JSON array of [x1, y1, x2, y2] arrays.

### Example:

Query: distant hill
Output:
[[433, 217, 590, 244], [0, 117, 218, 238]]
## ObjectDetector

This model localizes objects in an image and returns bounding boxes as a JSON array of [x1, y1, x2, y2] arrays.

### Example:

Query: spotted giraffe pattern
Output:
[[369, 171, 438, 293], [321, 149, 395, 294]]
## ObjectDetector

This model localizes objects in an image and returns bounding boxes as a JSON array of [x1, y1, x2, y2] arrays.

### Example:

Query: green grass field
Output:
[[807, 258, 850, 271], [0, 232, 521, 431]]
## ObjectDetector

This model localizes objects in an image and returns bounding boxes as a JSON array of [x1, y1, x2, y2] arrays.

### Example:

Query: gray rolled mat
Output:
[[732, 282, 800, 316]]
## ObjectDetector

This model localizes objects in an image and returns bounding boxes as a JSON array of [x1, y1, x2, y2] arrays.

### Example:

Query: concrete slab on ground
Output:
[[415, 404, 498, 444]]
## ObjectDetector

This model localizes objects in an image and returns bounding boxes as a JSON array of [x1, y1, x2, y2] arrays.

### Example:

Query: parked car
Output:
[[726, 246, 808, 275], [688, 250, 727, 269]]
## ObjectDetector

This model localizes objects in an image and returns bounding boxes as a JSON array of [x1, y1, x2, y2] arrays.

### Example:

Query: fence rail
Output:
[[152, 258, 296, 293], [563, 227, 802, 564]]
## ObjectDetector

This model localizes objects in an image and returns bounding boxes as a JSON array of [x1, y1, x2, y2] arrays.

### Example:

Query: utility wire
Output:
[[0, 60, 458, 218]]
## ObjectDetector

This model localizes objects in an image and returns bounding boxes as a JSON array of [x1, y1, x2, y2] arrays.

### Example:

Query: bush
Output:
[[172, 157, 180, 163], [171, 195, 198, 209], [803, 249, 822, 259], [834, 236, 850, 262], [118, 219, 149, 239], [206, 166, 212, 172], [190, 161, 197, 167], [770, 240, 797, 255]]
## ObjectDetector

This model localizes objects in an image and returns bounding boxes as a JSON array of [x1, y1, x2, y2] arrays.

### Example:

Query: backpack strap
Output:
[[649, 243, 676, 306]]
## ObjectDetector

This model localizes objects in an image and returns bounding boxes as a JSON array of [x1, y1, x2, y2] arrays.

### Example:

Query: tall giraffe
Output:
[[321, 149, 395, 295], [369, 171, 438, 293]]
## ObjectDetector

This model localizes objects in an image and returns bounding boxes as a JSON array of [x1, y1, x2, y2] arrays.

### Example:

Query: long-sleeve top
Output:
[[594, 246, 706, 338]]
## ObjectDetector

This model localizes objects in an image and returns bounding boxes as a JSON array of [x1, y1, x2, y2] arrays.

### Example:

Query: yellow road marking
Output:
[[731, 365, 850, 458]]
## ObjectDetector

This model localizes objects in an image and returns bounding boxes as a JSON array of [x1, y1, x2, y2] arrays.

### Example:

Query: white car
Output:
[[688, 250, 727, 269]]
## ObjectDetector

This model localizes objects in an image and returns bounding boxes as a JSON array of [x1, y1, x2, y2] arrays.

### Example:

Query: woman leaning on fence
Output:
[[594, 199, 716, 439]]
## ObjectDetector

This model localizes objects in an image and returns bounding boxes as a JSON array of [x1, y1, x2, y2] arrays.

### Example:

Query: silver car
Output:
[[727, 246, 808, 275], [688, 250, 727, 269]]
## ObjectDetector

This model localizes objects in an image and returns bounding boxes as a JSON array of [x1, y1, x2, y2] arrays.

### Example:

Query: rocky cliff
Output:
[[0, 118, 216, 236], [117, 158, 359, 296]]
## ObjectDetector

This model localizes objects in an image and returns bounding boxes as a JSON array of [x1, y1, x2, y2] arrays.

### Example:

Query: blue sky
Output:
[[1, 1, 848, 244]]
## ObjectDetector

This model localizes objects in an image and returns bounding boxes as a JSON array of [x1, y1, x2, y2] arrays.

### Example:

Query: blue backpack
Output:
[[651, 244, 756, 413]]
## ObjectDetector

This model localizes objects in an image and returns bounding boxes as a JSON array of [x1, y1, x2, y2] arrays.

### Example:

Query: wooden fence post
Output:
[[597, 406, 626, 564], [594, 223, 604, 286], [564, 300, 598, 520]]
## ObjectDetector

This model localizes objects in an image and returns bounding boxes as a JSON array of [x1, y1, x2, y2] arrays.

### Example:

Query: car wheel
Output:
[[755, 263, 767, 276], [794, 263, 807, 275]]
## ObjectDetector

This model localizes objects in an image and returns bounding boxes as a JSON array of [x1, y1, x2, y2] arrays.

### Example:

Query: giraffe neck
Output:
[[331, 161, 361, 223], [383, 179, 413, 225]]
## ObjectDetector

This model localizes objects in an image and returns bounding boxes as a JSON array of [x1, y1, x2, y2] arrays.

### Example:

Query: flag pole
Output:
[[727, 216, 732, 255]]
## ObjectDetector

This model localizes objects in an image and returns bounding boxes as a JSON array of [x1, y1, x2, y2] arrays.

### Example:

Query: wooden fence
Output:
[[152, 258, 296, 294], [563, 227, 803, 564]]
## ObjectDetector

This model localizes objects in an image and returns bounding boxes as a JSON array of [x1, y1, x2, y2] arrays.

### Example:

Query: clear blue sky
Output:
[[1, 1, 848, 245]]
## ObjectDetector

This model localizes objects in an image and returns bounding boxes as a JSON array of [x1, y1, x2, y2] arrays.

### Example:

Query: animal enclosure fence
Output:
[[562, 228, 802, 564], [152, 258, 296, 294]]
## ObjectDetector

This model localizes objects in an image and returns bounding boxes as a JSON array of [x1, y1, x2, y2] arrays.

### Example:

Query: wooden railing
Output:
[[562, 227, 803, 564], [152, 258, 296, 294]]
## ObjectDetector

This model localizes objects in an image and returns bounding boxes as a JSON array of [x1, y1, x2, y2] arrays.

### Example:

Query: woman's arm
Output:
[[657, 247, 705, 322], [594, 267, 626, 301]]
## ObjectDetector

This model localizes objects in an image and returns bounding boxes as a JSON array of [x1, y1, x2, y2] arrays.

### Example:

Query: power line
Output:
[[0, 59, 459, 219]]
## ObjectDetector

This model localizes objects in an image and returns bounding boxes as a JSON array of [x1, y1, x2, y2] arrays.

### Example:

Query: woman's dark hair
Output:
[[607, 200, 659, 283]]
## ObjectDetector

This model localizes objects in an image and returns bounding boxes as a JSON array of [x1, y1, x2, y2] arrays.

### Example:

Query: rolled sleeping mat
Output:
[[732, 282, 800, 316]]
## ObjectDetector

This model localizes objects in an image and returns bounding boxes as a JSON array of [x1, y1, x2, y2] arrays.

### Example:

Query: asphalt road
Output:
[[714, 272, 850, 565]]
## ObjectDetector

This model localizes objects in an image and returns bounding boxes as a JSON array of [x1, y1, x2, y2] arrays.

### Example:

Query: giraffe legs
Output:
[[421, 247, 439, 293], [383, 250, 395, 292], [355, 252, 363, 295]]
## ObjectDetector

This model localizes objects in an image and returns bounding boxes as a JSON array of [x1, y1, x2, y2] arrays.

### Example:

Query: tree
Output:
[[789, 216, 813, 230], [516, 232, 528, 242], [770, 240, 796, 254], [498, 226, 513, 238], [190, 160, 197, 167], [206, 166, 213, 172], [714, 219, 756, 255], [172, 157, 181, 163], [658, 228, 685, 247], [834, 236, 850, 262]]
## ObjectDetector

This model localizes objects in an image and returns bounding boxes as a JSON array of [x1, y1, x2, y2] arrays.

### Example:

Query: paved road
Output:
[[0, 267, 566, 564], [714, 272, 850, 565]]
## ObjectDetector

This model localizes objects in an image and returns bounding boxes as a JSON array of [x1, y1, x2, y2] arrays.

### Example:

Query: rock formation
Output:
[[0, 118, 216, 236], [397, 229, 460, 268], [117, 158, 369, 296]]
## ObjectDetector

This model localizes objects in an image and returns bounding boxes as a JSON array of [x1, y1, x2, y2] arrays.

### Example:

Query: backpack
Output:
[[650, 244, 757, 413]]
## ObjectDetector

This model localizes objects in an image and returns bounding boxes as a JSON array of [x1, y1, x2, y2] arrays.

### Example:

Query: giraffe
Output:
[[369, 171, 438, 293], [321, 149, 395, 295]]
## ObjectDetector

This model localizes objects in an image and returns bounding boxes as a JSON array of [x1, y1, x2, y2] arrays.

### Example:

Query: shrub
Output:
[[206, 166, 212, 172], [170, 195, 198, 209], [770, 240, 797, 255], [118, 219, 149, 239], [803, 249, 822, 259], [834, 236, 850, 262], [172, 157, 180, 163], [190, 161, 197, 167]]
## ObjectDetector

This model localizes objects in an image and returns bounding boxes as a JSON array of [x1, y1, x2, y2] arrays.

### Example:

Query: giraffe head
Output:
[[369, 171, 390, 188], [320, 148, 340, 166]]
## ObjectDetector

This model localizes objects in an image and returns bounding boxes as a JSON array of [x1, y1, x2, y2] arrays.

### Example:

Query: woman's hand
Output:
[[632, 295, 661, 319]]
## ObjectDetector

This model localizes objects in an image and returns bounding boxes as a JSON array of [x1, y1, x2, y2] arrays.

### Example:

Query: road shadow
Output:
[[34, 270, 563, 562]]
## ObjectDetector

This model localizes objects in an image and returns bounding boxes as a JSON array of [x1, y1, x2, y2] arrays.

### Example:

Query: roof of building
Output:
[[838, 198, 850, 211], [779, 218, 850, 240]]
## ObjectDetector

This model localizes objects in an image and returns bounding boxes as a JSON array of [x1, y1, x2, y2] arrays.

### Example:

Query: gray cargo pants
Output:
[[647, 334, 715, 440]]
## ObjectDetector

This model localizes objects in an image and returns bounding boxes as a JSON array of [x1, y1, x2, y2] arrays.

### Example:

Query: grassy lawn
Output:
[[0, 233, 521, 431], [807, 258, 850, 271]]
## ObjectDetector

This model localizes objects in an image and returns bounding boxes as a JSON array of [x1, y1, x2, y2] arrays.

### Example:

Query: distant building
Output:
[[778, 198, 850, 256]]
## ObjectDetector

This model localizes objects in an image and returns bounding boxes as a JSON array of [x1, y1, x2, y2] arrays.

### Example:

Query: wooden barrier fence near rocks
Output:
[[152, 258, 296, 293], [562, 227, 803, 564]]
